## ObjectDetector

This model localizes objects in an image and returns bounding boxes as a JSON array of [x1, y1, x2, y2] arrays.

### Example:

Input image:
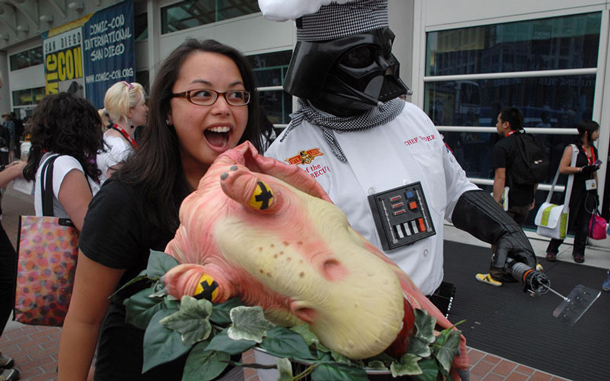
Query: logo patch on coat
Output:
[[285, 148, 324, 165]]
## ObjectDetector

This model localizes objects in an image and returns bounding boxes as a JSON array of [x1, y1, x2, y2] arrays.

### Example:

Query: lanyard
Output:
[[111, 124, 138, 149], [506, 130, 517, 137], [585, 145, 596, 165]]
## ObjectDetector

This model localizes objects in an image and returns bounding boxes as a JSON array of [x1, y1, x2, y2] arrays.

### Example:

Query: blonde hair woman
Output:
[[97, 81, 148, 183]]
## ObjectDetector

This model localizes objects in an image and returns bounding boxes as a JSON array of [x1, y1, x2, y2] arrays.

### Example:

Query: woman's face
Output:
[[169, 51, 248, 174], [130, 97, 148, 127], [591, 129, 600, 142]]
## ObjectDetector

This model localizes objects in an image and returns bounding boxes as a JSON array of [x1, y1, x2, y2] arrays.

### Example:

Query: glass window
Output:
[[247, 51, 293, 125], [9, 47, 44, 71], [12, 87, 46, 107], [134, 12, 148, 41], [425, 75, 595, 128], [426, 12, 601, 76], [217, 0, 259, 21], [162, 0, 259, 34]]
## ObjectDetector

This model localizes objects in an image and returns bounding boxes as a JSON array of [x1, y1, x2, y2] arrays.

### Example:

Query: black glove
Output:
[[581, 165, 599, 175], [452, 190, 537, 273]]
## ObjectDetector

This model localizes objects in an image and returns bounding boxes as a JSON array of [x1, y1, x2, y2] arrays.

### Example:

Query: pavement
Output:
[[1, 182, 609, 381]]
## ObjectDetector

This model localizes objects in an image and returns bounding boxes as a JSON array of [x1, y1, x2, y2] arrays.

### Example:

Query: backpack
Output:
[[509, 132, 550, 185]]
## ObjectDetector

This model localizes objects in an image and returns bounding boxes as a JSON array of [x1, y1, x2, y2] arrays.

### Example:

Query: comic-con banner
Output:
[[42, 0, 135, 108]]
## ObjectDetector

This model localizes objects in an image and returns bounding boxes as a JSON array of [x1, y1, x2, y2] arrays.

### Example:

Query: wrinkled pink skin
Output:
[[163, 142, 468, 373]]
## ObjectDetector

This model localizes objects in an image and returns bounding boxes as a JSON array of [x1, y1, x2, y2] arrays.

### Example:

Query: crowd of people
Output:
[[0, 0, 609, 380]]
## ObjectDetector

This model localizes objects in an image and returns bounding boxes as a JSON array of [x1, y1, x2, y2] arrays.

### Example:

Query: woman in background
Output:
[[546, 120, 601, 264], [97, 81, 148, 183], [23, 93, 103, 232]]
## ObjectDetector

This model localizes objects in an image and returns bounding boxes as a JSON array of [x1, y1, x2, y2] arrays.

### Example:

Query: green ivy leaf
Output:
[[311, 363, 368, 381], [413, 358, 439, 381], [124, 286, 166, 330], [206, 330, 257, 355], [210, 298, 244, 325], [227, 306, 276, 343], [147, 250, 180, 278], [142, 308, 192, 373], [111, 271, 149, 297], [391, 353, 422, 377], [182, 341, 230, 381], [433, 329, 461, 373], [290, 324, 320, 347], [260, 327, 315, 361], [276, 357, 294, 381], [366, 360, 388, 371], [160, 296, 213, 345], [414, 309, 436, 344], [407, 336, 432, 358]]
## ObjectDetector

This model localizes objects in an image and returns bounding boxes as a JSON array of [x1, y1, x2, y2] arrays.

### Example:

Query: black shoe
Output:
[[0, 355, 13, 369], [0, 367, 20, 381]]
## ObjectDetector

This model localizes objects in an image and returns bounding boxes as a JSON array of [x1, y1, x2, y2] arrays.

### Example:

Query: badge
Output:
[[585, 179, 597, 191]]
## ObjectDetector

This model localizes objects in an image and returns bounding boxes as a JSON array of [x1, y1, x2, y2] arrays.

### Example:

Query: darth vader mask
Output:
[[284, 27, 409, 117]]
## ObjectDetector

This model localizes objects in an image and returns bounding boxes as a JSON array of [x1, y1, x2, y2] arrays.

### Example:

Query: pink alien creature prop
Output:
[[163, 141, 468, 372]]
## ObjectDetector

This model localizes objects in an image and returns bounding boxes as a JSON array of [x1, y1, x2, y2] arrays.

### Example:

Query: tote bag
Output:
[[534, 145, 578, 240], [14, 155, 79, 326], [588, 209, 607, 240]]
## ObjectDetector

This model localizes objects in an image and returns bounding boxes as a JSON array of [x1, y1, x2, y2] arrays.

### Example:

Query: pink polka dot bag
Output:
[[14, 154, 80, 326]]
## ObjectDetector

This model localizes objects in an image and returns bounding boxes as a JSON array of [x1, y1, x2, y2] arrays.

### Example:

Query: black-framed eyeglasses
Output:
[[171, 89, 250, 106]]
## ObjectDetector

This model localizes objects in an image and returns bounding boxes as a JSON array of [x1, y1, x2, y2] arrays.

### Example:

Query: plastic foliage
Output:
[[121, 250, 463, 381]]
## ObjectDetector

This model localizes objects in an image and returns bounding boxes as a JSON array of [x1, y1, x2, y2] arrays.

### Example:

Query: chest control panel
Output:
[[367, 182, 436, 251]]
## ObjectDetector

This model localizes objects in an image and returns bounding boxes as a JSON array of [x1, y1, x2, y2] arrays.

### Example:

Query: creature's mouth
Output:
[[204, 126, 231, 149]]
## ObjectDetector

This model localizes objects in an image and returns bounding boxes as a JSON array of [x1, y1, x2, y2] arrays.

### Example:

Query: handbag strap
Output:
[[545, 144, 578, 211], [40, 154, 60, 217]]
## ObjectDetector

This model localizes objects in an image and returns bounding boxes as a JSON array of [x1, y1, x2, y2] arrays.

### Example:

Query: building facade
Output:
[[1, 0, 609, 227]]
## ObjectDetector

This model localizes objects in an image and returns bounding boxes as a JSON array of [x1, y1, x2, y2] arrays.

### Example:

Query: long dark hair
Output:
[[117, 38, 263, 231], [576, 119, 599, 146], [23, 93, 103, 182]]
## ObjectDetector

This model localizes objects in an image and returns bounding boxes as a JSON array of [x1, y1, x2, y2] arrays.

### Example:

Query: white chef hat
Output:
[[258, 0, 389, 41]]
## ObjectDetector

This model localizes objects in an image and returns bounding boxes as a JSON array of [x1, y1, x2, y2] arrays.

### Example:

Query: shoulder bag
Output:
[[14, 155, 80, 326], [534, 145, 578, 240]]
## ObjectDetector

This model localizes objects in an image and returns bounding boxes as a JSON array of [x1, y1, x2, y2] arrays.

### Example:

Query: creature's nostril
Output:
[[322, 259, 348, 281]]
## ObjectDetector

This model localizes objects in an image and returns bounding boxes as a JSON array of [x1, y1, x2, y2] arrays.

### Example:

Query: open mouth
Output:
[[204, 126, 230, 149]]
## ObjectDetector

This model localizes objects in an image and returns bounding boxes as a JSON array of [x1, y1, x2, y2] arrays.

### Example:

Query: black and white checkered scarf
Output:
[[280, 98, 405, 162]]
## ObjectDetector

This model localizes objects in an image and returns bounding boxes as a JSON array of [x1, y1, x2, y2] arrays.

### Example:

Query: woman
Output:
[[23, 93, 103, 232], [546, 120, 601, 263], [97, 81, 148, 183], [58, 38, 263, 381]]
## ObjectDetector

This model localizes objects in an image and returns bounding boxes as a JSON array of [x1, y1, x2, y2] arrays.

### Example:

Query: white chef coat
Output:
[[265, 101, 479, 296]]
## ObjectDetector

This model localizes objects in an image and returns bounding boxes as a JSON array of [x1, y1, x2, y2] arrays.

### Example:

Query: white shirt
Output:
[[97, 134, 134, 183], [34, 154, 101, 218], [265, 102, 478, 295]]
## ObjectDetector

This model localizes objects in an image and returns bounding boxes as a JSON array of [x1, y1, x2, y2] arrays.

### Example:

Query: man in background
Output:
[[476, 107, 539, 286]]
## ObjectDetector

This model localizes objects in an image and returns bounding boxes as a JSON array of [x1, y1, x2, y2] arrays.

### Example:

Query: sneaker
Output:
[[0, 368, 20, 381], [546, 252, 557, 262], [536, 263, 544, 271], [0, 355, 13, 369], [602, 270, 610, 292], [573, 254, 585, 263], [475, 273, 502, 287]]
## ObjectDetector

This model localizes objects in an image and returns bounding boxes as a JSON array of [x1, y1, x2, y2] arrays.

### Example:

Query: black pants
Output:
[[546, 198, 592, 257], [0, 222, 17, 337]]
